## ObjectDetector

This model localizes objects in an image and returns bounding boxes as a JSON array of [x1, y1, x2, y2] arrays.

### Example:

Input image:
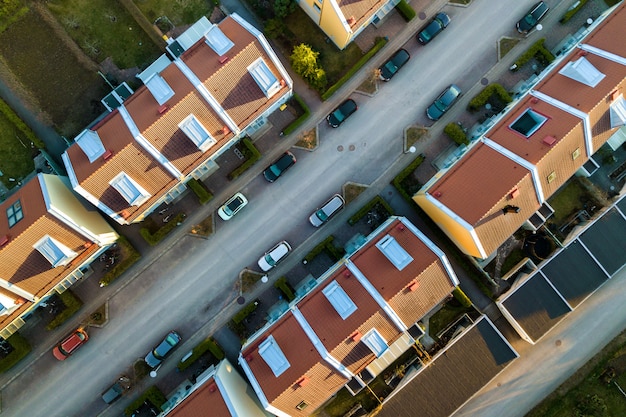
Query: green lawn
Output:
[[134, 0, 213, 26], [547, 179, 587, 224], [428, 302, 473, 339], [0, 104, 35, 190]]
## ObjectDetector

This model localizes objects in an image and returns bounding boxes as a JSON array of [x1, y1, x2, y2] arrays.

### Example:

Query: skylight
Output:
[[248, 58, 280, 99], [258, 335, 290, 377], [559, 56, 605, 87], [75, 129, 106, 162], [144, 73, 175, 105], [322, 280, 357, 320], [361, 329, 388, 357], [109, 172, 151, 206], [509, 108, 548, 137], [178, 114, 217, 152], [205, 26, 234, 56], [610, 96, 626, 128], [33, 235, 77, 268], [375, 235, 413, 271], [6, 200, 23, 228]]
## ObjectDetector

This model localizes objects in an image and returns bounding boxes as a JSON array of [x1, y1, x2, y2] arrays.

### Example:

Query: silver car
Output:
[[258, 241, 292, 272], [217, 192, 248, 221], [309, 194, 345, 227]]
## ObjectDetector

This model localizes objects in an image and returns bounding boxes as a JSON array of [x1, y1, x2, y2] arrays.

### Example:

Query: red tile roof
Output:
[[167, 376, 232, 417]]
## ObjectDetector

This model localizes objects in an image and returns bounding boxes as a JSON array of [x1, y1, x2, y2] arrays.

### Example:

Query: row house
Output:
[[0, 174, 118, 339], [62, 14, 293, 225], [414, 3, 626, 259], [239, 216, 459, 416]]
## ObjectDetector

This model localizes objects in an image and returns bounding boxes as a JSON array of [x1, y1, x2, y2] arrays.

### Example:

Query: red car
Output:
[[53, 328, 89, 360]]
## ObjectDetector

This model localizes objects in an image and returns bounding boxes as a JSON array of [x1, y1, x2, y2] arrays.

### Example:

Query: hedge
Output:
[[227, 138, 261, 180], [348, 195, 394, 225], [281, 94, 310, 136], [513, 38, 555, 69], [321, 37, 387, 101], [560, 0, 588, 23], [46, 290, 83, 330], [124, 386, 167, 416], [304, 235, 345, 263], [0, 98, 45, 149], [0, 332, 31, 374], [177, 337, 224, 371], [392, 153, 426, 203], [396, 0, 416, 22], [187, 178, 213, 204], [99, 236, 141, 287], [140, 213, 187, 246], [232, 300, 259, 325], [274, 277, 296, 302], [453, 287, 473, 307], [467, 83, 512, 112], [444, 123, 469, 146]]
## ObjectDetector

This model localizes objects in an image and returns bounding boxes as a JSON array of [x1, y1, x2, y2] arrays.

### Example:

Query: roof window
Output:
[[322, 280, 357, 320], [248, 58, 280, 99], [610, 95, 626, 128], [75, 130, 106, 162], [6, 200, 23, 228], [258, 335, 290, 377], [205, 26, 234, 56], [509, 108, 548, 137], [559, 56, 605, 87], [361, 329, 388, 357], [144, 73, 174, 105], [178, 114, 217, 152], [109, 172, 151, 206], [33, 235, 77, 268], [375, 235, 413, 271]]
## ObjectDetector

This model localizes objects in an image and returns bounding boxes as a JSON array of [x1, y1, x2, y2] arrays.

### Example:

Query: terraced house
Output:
[[415, 3, 626, 259], [62, 14, 293, 225], [0, 174, 118, 339]]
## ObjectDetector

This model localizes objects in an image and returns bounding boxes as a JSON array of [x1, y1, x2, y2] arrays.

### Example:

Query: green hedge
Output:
[[45, 290, 84, 331], [177, 337, 224, 371], [227, 138, 261, 180], [514, 38, 555, 68], [124, 386, 167, 416], [467, 83, 512, 112], [560, 0, 588, 23], [187, 178, 213, 204], [321, 37, 387, 101], [140, 213, 187, 246], [453, 287, 473, 307], [274, 277, 296, 302], [282, 94, 310, 136], [392, 154, 426, 203], [348, 195, 394, 225], [0, 98, 45, 149], [444, 123, 469, 146], [99, 236, 141, 287], [396, 0, 416, 21], [232, 300, 259, 325], [0, 332, 31, 374], [304, 235, 345, 263]]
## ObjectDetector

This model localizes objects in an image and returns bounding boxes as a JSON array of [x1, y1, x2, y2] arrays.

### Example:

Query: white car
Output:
[[309, 194, 345, 227], [258, 241, 292, 272], [217, 192, 248, 221]]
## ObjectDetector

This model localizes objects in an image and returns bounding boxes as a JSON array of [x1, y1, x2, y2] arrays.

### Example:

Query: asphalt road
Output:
[[0, 1, 591, 416]]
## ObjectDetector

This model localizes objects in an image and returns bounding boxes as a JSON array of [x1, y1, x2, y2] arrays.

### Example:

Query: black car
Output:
[[516, 1, 549, 34], [426, 84, 462, 121], [327, 99, 358, 128], [379, 49, 410, 81], [101, 376, 130, 404], [144, 331, 181, 369], [417, 12, 451, 44], [263, 151, 297, 182]]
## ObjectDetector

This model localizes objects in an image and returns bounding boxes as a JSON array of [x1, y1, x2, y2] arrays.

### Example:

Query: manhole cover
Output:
[[419, 12, 426, 20], [481, 77, 489, 86], [337, 145, 344, 152], [237, 296, 246, 305], [555, 339, 562, 346], [349, 144, 356, 151]]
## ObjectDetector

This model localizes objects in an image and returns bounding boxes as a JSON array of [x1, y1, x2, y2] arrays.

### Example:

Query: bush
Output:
[[513, 38, 555, 69], [444, 123, 469, 146], [304, 235, 345, 263], [177, 337, 224, 371], [232, 300, 259, 325], [452, 287, 473, 307], [187, 178, 213, 204], [46, 290, 83, 330], [392, 153, 426, 202], [99, 236, 141, 287], [396, 0, 416, 21], [282, 94, 310, 136], [560, 0, 588, 23], [140, 213, 187, 246], [124, 386, 167, 416], [0, 332, 31, 374], [227, 138, 261, 180], [274, 277, 296, 302], [348, 195, 394, 225], [322, 37, 387, 100], [0, 98, 45, 148], [467, 83, 512, 112]]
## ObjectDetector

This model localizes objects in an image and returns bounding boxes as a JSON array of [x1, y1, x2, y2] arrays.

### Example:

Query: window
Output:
[[509, 108, 548, 137], [109, 172, 151, 206], [559, 56, 605, 87], [296, 401, 308, 411], [322, 281, 357, 320], [33, 235, 77, 267], [313, 3, 321, 13], [145, 73, 174, 105], [258, 335, 290, 377], [572, 148, 581, 160], [361, 329, 388, 357], [205, 26, 234, 56], [6, 200, 23, 228], [376, 235, 413, 270], [75, 130, 106, 162], [248, 58, 280, 99], [547, 171, 556, 183], [179, 114, 216, 152]]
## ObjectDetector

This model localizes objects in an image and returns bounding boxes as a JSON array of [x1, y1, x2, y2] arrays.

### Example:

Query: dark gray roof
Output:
[[579, 208, 626, 276], [616, 194, 626, 215], [378, 317, 517, 417], [501, 274, 571, 342]]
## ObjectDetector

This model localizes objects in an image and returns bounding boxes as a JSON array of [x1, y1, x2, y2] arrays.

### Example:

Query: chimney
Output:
[[543, 135, 557, 146], [218, 55, 229, 64], [102, 150, 113, 160], [0, 235, 9, 247]]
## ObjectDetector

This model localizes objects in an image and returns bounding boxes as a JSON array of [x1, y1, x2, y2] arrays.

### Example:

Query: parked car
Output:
[[426, 84, 462, 121], [258, 241, 292, 272], [52, 328, 89, 360], [101, 376, 130, 404], [516, 1, 549, 34], [379, 49, 410, 81], [309, 194, 345, 227], [144, 331, 182, 368], [217, 192, 248, 220], [327, 99, 358, 128], [263, 151, 296, 182], [417, 12, 451, 44]]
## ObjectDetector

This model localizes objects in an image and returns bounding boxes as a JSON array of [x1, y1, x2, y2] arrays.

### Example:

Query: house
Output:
[[62, 14, 293, 225], [0, 174, 118, 339], [298, 0, 401, 50], [414, 2, 626, 259], [239, 216, 459, 417], [157, 359, 271, 417]]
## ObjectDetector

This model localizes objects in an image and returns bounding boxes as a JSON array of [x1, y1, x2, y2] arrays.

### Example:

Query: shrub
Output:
[[264, 18, 286, 39], [560, 0, 588, 23], [452, 287, 473, 308], [274, 277, 296, 302], [291, 44, 327, 92], [46, 290, 83, 330], [232, 300, 259, 325], [513, 38, 555, 68], [228, 138, 261, 180], [0, 98, 45, 148], [0, 332, 31, 374], [177, 337, 224, 371], [392, 153, 426, 202], [140, 213, 187, 246], [396, 0, 416, 21], [282, 94, 310, 136], [99, 236, 141, 287], [348, 195, 394, 225], [124, 386, 167, 416], [444, 123, 469, 146], [467, 83, 512, 112], [304, 235, 345, 263], [187, 178, 213, 204]]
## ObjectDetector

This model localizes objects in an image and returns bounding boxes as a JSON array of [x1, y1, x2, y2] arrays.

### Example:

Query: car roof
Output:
[[339, 99, 357, 113], [61, 330, 86, 353], [322, 194, 345, 211]]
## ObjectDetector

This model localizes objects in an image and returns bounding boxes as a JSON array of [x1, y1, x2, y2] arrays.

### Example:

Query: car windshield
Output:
[[383, 61, 398, 74], [225, 197, 242, 214], [316, 209, 329, 222], [332, 109, 345, 123], [434, 99, 447, 112], [264, 254, 276, 266], [269, 165, 282, 177], [524, 14, 537, 26]]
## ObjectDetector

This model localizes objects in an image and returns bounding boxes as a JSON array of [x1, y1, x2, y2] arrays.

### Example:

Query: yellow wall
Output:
[[298, 0, 351, 49]]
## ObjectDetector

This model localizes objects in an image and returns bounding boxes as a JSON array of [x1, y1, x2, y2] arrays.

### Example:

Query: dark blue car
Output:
[[417, 12, 451, 45]]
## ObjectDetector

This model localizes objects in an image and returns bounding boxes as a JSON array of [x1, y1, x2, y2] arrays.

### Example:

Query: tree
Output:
[[290, 44, 327, 90], [273, 0, 297, 19], [264, 18, 285, 39]]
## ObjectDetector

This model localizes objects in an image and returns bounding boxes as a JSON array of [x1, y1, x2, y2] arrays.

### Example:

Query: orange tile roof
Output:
[[167, 376, 232, 417], [579, 3, 626, 62], [338, 0, 384, 30]]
